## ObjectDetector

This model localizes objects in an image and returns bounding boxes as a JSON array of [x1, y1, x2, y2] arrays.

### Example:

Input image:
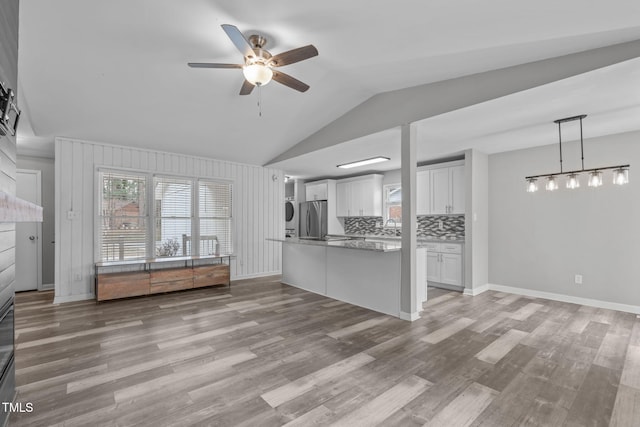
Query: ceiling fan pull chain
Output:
[[258, 85, 263, 117]]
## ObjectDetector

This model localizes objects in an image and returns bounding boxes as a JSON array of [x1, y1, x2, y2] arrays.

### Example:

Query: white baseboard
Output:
[[40, 283, 54, 291], [53, 293, 95, 304], [400, 311, 421, 322], [487, 283, 640, 315], [232, 271, 282, 280], [463, 284, 489, 296]]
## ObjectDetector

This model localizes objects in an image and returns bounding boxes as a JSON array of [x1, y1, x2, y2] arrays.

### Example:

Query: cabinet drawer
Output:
[[424, 243, 440, 252], [97, 272, 150, 301], [149, 268, 194, 294], [193, 264, 230, 288], [440, 243, 462, 254]]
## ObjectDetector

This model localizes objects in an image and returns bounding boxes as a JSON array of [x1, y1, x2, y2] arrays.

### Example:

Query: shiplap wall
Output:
[[54, 137, 285, 303], [0, 0, 19, 309]]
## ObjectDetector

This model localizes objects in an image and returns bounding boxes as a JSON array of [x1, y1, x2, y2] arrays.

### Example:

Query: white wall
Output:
[[17, 155, 54, 286], [465, 149, 489, 292], [54, 137, 284, 303], [489, 130, 640, 307]]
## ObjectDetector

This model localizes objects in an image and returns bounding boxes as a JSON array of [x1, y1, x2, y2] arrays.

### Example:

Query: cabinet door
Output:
[[305, 183, 327, 201], [416, 171, 430, 215], [440, 253, 462, 286], [449, 166, 465, 214], [350, 180, 366, 216], [426, 252, 441, 282], [430, 168, 450, 214], [336, 182, 350, 217]]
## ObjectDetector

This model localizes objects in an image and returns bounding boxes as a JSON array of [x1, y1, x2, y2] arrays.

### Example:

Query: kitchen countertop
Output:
[[267, 236, 450, 252], [338, 234, 465, 244], [268, 237, 403, 252]]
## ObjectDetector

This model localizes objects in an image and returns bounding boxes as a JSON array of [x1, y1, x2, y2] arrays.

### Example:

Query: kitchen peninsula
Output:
[[271, 237, 427, 318]]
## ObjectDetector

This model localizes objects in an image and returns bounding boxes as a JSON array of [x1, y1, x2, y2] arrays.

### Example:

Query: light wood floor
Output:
[[10, 277, 640, 426]]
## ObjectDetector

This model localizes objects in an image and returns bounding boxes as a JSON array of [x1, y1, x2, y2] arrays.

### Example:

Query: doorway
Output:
[[15, 169, 42, 292]]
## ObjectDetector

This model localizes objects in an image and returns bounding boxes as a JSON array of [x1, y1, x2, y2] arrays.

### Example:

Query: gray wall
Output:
[[489, 130, 640, 306], [17, 155, 54, 286]]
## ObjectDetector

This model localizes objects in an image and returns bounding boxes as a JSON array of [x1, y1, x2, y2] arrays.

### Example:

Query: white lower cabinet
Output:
[[424, 242, 463, 288]]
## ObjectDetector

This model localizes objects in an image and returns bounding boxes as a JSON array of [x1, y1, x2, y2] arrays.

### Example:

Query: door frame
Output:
[[17, 169, 43, 291]]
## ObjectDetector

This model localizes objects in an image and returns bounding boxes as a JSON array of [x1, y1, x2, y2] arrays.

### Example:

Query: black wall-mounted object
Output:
[[0, 81, 20, 137]]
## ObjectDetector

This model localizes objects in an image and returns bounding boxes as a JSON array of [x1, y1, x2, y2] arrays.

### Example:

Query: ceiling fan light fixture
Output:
[[242, 63, 273, 86]]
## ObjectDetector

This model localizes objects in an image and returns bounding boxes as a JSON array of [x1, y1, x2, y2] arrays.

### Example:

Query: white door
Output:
[[16, 170, 42, 292]]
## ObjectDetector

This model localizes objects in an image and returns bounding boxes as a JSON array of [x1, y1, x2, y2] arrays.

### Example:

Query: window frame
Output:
[[383, 183, 402, 228], [95, 167, 234, 262]]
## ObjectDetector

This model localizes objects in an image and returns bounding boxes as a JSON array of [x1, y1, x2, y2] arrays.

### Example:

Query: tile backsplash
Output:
[[343, 215, 465, 239]]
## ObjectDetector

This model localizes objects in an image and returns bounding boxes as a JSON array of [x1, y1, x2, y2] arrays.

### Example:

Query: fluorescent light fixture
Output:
[[337, 156, 390, 169]]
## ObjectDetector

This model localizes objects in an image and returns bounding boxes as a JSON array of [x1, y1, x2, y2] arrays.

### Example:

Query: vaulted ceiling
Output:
[[17, 0, 640, 179]]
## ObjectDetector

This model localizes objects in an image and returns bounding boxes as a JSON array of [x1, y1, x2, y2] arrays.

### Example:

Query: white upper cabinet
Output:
[[429, 165, 465, 215], [305, 181, 328, 201], [336, 181, 350, 217], [430, 168, 450, 214], [416, 171, 430, 215], [336, 174, 383, 217]]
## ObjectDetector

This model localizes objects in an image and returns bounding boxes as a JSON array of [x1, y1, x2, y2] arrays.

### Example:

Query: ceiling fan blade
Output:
[[269, 45, 318, 67], [272, 70, 310, 92], [239, 80, 255, 95], [188, 63, 242, 69], [221, 24, 255, 59]]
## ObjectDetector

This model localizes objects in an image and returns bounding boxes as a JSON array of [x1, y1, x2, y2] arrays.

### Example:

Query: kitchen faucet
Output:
[[384, 219, 399, 236]]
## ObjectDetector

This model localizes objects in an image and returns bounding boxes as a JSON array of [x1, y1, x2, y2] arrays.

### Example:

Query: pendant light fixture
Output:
[[525, 115, 630, 192]]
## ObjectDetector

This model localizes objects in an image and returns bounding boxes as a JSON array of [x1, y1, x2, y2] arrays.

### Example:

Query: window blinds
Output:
[[154, 177, 192, 257]]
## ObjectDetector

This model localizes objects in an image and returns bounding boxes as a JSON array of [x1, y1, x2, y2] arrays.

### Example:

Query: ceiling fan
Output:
[[188, 24, 318, 95]]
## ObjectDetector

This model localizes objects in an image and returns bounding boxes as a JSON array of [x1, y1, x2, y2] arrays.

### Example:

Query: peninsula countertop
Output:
[[268, 237, 402, 252], [268, 236, 444, 252]]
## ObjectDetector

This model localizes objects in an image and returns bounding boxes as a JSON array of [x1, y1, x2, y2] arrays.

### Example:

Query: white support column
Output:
[[400, 123, 418, 321]]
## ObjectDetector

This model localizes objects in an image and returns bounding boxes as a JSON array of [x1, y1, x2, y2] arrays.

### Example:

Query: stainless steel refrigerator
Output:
[[298, 200, 327, 240]]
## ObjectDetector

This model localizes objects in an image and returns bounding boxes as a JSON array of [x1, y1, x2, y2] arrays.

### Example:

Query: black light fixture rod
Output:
[[579, 115, 585, 170], [525, 164, 630, 180], [557, 121, 563, 173]]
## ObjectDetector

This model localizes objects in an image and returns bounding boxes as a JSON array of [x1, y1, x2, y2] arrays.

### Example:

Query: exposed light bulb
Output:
[[526, 178, 538, 193], [588, 171, 603, 187], [545, 176, 558, 191], [613, 168, 629, 185], [566, 173, 580, 189]]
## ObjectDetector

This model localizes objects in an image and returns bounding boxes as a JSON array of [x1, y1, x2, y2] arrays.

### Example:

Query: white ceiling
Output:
[[16, 0, 640, 178]]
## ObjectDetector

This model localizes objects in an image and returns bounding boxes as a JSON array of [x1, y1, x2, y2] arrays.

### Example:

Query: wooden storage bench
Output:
[[95, 255, 233, 302]]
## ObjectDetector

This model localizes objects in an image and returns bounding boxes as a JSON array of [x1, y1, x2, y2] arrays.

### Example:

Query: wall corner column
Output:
[[400, 123, 418, 320]]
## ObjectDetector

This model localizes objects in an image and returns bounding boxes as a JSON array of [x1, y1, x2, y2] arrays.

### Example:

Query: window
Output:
[[98, 170, 233, 261], [384, 184, 402, 227], [99, 171, 148, 261], [154, 176, 192, 257], [199, 180, 233, 255]]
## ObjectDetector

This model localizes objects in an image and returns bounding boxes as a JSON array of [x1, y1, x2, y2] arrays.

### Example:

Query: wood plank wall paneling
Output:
[[54, 138, 285, 303], [0, 0, 19, 310]]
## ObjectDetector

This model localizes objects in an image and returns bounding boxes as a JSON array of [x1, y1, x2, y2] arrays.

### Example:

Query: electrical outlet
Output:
[[438, 220, 443, 230], [74, 273, 82, 281], [375, 221, 382, 228], [574, 274, 583, 284]]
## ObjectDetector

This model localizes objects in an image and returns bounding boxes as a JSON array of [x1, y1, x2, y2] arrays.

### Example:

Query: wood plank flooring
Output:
[[9, 278, 640, 426]]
